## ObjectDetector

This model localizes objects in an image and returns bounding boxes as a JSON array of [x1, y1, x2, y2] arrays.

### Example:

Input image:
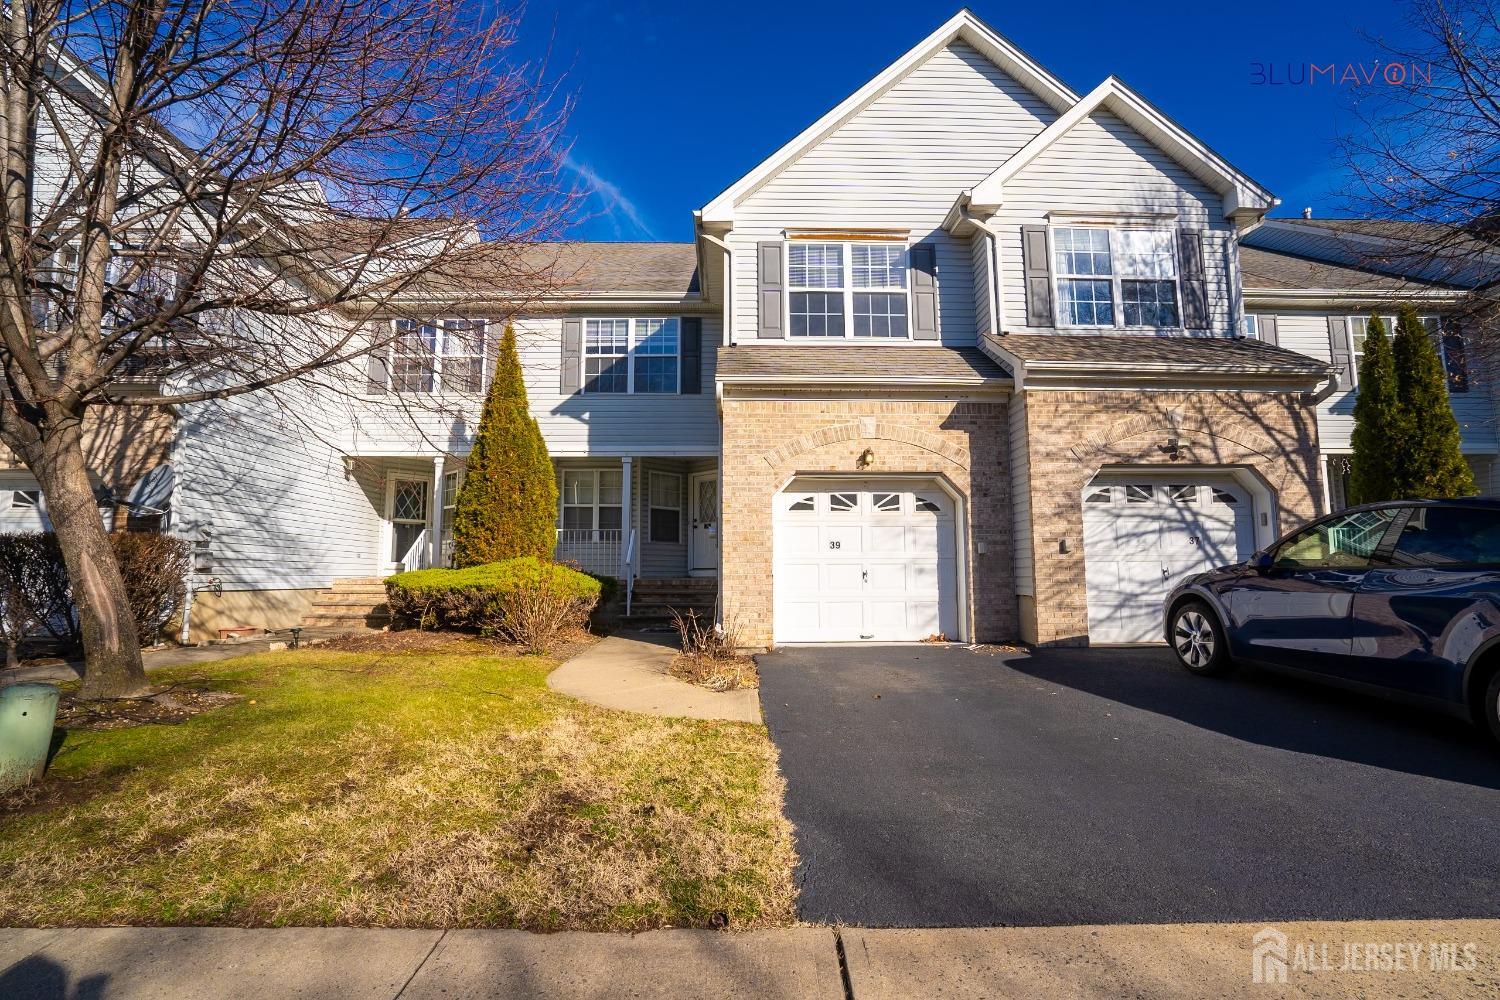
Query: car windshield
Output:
[[1274, 508, 1396, 569]]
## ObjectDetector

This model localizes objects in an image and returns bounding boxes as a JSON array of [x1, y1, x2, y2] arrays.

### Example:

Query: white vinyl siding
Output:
[[998, 110, 1234, 335], [728, 40, 1059, 347], [345, 315, 720, 458], [1254, 308, 1496, 455], [971, 232, 994, 338]]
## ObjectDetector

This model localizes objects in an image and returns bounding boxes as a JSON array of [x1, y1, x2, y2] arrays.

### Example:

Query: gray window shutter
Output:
[[1443, 319, 1470, 394], [561, 318, 582, 393], [1328, 316, 1353, 386], [366, 323, 389, 394], [1178, 230, 1210, 330], [1257, 314, 1278, 347], [757, 241, 784, 339], [1021, 225, 1052, 327], [680, 316, 702, 394], [909, 243, 939, 341]]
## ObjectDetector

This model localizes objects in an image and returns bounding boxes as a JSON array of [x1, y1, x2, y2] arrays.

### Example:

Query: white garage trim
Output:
[[1082, 467, 1267, 645], [772, 473, 969, 643]]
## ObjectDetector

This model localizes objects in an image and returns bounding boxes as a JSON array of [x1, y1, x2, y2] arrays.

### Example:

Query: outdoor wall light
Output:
[[1162, 435, 1182, 461], [857, 448, 875, 469]]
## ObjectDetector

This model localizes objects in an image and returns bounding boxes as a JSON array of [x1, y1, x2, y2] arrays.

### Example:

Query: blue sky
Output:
[[511, 1, 1418, 242]]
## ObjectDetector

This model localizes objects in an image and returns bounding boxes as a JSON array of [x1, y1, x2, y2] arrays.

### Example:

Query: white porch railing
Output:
[[555, 528, 623, 577]]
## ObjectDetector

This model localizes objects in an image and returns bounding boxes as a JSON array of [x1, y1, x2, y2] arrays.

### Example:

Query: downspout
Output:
[[699, 231, 732, 346], [1308, 368, 1341, 405], [963, 207, 1007, 337], [697, 230, 732, 628]]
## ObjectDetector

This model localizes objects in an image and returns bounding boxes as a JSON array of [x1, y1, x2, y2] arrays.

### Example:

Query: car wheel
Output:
[[1170, 601, 1233, 676], [1483, 671, 1500, 746]]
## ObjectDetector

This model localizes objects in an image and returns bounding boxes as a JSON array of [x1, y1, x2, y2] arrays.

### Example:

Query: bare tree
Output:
[[1336, 0, 1500, 291], [0, 1, 573, 698]]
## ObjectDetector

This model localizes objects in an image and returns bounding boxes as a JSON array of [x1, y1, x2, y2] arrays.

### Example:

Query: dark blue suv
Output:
[[1164, 498, 1500, 744]]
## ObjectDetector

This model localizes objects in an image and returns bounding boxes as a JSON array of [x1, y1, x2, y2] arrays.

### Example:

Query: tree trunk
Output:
[[24, 424, 146, 699]]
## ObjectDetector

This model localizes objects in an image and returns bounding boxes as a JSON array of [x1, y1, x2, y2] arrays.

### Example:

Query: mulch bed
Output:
[[668, 653, 760, 692], [54, 683, 242, 732]]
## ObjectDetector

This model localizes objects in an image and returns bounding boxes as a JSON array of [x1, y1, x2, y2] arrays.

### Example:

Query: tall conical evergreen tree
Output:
[[1390, 304, 1475, 500], [450, 325, 558, 566], [1348, 314, 1402, 505]]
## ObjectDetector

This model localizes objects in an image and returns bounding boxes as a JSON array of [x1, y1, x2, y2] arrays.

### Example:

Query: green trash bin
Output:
[[0, 683, 61, 793]]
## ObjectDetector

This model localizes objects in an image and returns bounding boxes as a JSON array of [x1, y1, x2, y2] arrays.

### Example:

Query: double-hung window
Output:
[[788, 241, 909, 339], [582, 318, 680, 394], [649, 471, 682, 543], [560, 469, 623, 533], [1053, 227, 1180, 329], [1344, 314, 1468, 393], [391, 318, 487, 393]]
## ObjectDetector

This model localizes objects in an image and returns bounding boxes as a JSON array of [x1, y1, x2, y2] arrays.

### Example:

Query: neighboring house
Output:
[[1240, 219, 1499, 509], [24, 10, 1498, 649]]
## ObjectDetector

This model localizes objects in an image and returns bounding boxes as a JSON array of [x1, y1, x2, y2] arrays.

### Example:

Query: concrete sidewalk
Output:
[[548, 631, 760, 723], [4, 920, 1497, 999]]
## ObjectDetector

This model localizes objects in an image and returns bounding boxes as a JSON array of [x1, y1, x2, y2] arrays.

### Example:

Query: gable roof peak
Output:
[[698, 9, 1078, 227]]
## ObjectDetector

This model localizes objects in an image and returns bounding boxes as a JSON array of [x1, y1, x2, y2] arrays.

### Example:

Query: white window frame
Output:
[[1050, 226, 1183, 331], [390, 318, 487, 394], [10, 489, 39, 509], [1343, 314, 1466, 393], [785, 239, 911, 340], [1242, 314, 1260, 339], [648, 470, 683, 544], [580, 317, 681, 394], [559, 468, 625, 532]]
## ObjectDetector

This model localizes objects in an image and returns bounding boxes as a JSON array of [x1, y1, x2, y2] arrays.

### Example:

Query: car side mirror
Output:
[[1248, 550, 1274, 572]]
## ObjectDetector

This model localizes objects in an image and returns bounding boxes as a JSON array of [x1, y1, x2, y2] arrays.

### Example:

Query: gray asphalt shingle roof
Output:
[[993, 334, 1328, 374], [1240, 245, 1453, 292], [716, 345, 1008, 381]]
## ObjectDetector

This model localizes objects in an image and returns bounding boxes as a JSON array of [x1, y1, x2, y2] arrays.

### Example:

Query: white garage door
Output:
[[1082, 477, 1255, 644], [774, 479, 960, 643], [0, 474, 49, 533]]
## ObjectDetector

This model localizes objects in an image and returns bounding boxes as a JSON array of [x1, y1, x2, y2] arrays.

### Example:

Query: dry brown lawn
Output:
[[0, 640, 796, 930]]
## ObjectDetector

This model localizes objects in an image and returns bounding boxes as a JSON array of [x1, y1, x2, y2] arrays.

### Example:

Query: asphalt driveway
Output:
[[757, 645, 1500, 928]]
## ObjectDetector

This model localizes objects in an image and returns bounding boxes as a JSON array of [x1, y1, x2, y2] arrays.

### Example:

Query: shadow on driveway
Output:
[[757, 644, 1500, 928]]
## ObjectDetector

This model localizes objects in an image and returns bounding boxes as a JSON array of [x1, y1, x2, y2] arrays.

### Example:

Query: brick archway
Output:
[[760, 418, 970, 470]]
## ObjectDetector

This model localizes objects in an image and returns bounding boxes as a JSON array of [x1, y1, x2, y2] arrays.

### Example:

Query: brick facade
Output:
[[720, 394, 1015, 647], [1020, 389, 1325, 646]]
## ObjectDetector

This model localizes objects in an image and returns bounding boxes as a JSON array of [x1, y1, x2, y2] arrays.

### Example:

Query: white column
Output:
[[620, 456, 633, 579], [429, 454, 445, 568]]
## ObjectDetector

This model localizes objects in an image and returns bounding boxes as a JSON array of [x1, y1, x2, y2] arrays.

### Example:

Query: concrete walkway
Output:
[[3, 921, 1497, 999], [547, 631, 761, 723]]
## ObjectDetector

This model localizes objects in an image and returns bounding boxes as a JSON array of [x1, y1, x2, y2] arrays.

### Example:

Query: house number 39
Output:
[[829, 540, 841, 550]]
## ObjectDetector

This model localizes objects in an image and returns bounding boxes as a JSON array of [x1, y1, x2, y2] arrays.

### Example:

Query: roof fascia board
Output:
[[1242, 286, 1464, 305], [699, 10, 1078, 225]]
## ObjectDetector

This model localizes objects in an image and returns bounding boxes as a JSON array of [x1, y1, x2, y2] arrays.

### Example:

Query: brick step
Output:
[[301, 612, 391, 627], [632, 578, 717, 591], [311, 594, 391, 608], [626, 603, 715, 620]]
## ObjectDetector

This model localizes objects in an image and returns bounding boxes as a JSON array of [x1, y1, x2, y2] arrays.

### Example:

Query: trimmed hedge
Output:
[[386, 557, 601, 635]]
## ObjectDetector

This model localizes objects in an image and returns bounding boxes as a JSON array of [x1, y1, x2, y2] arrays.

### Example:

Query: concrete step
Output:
[[626, 603, 715, 620], [320, 585, 388, 596], [329, 577, 387, 586], [633, 578, 717, 592]]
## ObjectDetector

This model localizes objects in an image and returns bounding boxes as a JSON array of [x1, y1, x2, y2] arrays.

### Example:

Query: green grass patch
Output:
[[0, 643, 796, 930]]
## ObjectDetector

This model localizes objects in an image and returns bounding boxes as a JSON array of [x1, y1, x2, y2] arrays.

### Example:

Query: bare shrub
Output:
[[109, 534, 192, 645], [494, 587, 596, 655], [0, 533, 77, 665], [669, 611, 756, 691]]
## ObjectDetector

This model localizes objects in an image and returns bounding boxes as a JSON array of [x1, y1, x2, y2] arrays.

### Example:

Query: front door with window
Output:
[[689, 472, 719, 576], [387, 476, 431, 573]]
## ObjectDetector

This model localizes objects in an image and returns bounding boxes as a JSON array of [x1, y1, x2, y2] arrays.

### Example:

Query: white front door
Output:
[[688, 471, 719, 577], [1082, 476, 1256, 643], [386, 476, 431, 573], [774, 478, 960, 643]]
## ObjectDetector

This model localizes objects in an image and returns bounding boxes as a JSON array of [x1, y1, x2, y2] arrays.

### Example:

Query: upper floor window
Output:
[[788, 241, 909, 339], [1343, 314, 1468, 394], [1053, 227, 1180, 329], [391, 318, 486, 393], [583, 317, 679, 394], [1242, 315, 1260, 339]]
